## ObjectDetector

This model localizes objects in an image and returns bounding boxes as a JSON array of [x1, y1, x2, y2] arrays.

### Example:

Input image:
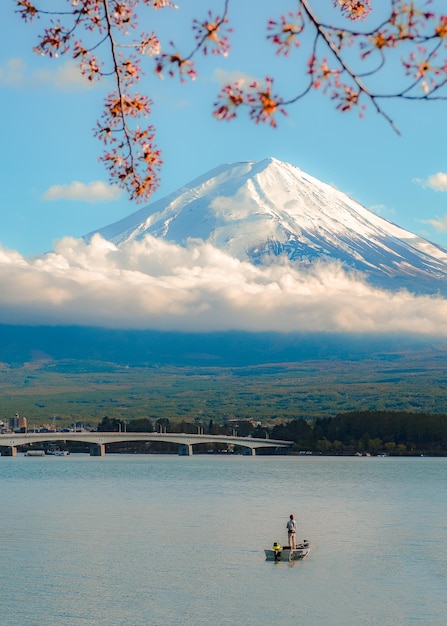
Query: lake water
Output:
[[0, 454, 446, 625]]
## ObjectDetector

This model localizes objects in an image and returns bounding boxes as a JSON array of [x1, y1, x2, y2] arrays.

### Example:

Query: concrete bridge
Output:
[[0, 431, 293, 457]]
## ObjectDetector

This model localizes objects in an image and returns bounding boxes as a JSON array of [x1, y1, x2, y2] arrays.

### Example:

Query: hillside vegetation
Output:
[[0, 352, 446, 428]]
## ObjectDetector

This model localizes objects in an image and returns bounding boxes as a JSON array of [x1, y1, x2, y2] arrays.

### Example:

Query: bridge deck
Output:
[[0, 432, 292, 456]]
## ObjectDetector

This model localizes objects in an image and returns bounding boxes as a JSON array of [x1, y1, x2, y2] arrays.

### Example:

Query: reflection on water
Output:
[[1, 455, 446, 625]]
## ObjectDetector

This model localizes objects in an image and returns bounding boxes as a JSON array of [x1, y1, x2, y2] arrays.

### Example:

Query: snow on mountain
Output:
[[85, 157, 447, 295]]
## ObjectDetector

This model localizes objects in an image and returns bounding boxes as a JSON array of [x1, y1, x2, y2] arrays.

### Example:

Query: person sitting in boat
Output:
[[286, 514, 297, 549], [272, 542, 282, 561]]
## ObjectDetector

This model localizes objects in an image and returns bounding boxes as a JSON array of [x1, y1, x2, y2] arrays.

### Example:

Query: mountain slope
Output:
[[85, 157, 447, 294]]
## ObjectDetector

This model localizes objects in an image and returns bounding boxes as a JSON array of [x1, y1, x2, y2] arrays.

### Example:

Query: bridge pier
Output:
[[1, 446, 17, 457], [178, 444, 193, 456], [242, 447, 256, 456], [90, 443, 105, 457]]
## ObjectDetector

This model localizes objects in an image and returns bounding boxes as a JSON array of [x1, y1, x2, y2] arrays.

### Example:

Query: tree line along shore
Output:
[[92, 411, 447, 457]]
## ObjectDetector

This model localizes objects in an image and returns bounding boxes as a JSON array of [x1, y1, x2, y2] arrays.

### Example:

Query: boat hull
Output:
[[46, 450, 70, 456], [264, 544, 310, 562]]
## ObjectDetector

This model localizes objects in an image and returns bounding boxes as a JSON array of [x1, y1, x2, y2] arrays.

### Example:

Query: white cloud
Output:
[[369, 203, 395, 217], [0, 234, 446, 334], [0, 58, 95, 91], [415, 172, 447, 192], [212, 68, 258, 89], [43, 181, 122, 203], [0, 58, 27, 87], [419, 215, 447, 232], [35, 61, 94, 91]]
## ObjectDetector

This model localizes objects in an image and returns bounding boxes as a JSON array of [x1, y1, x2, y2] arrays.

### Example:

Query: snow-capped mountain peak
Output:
[[85, 158, 447, 295]]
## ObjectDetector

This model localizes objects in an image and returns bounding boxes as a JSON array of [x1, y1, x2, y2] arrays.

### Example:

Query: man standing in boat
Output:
[[286, 514, 297, 549]]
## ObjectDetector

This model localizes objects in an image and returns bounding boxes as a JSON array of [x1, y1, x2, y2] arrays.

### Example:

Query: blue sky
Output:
[[0, 1, 447, 333], [1, 1, 446, 256]]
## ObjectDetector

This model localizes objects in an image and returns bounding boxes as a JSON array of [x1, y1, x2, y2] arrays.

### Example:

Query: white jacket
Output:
[[286, 519, 297, 533]]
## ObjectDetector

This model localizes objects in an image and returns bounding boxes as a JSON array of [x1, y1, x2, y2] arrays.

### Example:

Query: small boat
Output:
[[46, 446, 70, 456], [264, 540, 310, 562], [25, 450, 46, 457]]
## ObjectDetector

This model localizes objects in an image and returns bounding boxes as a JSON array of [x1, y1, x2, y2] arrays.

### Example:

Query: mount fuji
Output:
[[86, 157, 447, 295]]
